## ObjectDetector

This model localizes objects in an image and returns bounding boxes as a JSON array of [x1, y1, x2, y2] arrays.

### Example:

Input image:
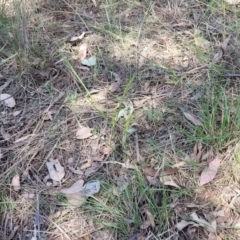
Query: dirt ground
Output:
[[1, 0, 240, 239]]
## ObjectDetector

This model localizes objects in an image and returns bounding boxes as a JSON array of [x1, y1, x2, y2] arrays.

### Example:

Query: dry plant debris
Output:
[[1, 0, 240, 239]]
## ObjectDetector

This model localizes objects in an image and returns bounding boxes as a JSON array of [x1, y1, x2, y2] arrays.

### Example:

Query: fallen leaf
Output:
[[69, 166, 83, 175], [200, 156, 221, 185], [60, 179, 84, 194], [63, 192, 86, 207], [12, 110, 21, 116], [163, 180, 181, 189], [146, 176, 160, 187], [78, 43, 87, 61], [12, 174, 20, 191], [146, 210, 155, 227], [183, 112, 203, 126], [76, 126, 92, 139], [70, 32, 86, 42], [46, 159, 65, 181], [133, 98, 149, 108], [102, 146, 113, 155], [1, 126, 11, 141], [0, 93, 16, 108], [213, 36, 231, 63], [176, 220, 197, 230], [172, 161, 186, 168], [83, 180, 100, 196], [84, 163, 101, 177], [109, 72, 122, 93], [81, 57, 96, 66], [14, 134, 35, 143], [191, 212, 215, 232], [80, 159, 92, 170], [141, 219, 152, 230], [191, 142, 203, 162], [0, 149, 3, 159], [143, 168, 158, 177]]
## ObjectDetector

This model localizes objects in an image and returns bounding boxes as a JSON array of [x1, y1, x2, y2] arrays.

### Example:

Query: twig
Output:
[[221, 73, 240, 78], [135, 132, 140, 163]]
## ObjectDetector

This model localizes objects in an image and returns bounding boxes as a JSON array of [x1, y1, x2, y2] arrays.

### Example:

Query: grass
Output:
[[1, 0, 240, 239]]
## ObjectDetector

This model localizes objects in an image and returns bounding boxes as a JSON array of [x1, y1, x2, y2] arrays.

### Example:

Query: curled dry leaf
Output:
[[60, 180, 100, 207], [176, 220, 197, 230], [200, 156, 221, 186], [70, 32, 86, 42], [183, 112, 203, 126], [191, 212, 216, 232], [81, 57, 96, 66], [1, 126, 11, 141], [60, 179, 84, 194], [76, 126, 92, 139], [0, 93, 16, 108], [46, 159, 65, 181], [12, 174, 20, 191], [213, 36, 231, 63], [83, 180, 100, 196], [80, 159, 93, 170], [102, 146, 113, 155], [172, 161, 186, 168], [78, 43, 87, 61], [12, 110, 21, 116]]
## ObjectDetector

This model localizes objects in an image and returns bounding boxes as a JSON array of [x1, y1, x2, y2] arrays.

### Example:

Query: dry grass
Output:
[[1, 0, 240, 239]]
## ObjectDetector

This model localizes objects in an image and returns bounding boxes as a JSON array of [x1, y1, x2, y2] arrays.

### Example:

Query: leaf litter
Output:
[[200, 156, 221, 185], [46, 158, 65, 182], [60, 180, 100, 207]]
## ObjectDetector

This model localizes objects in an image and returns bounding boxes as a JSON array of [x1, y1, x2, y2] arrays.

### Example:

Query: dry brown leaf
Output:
[[46, 159, 65, 181], [12, 110, 21, 116], [191, 142, 203, 162], [78, 43, 87, 61], [0, 93, 16, 108], [80, 159, 93, 170], [200, 156, 220, 185], [146, 176, 160, 187], [146, 210, 155, 227], [109, 73, 122, 92], [183, 112, 203, 126], [163, 180, 181, 188], [213, 36, 231, 63], [176, 220, 197, 230], [102, 146, 113, 155], [64, 192, 86, 207], [172, 161, 186, 168], [12, 174, 20, 191], [76, 126, 92, 139], [133, 98, 149, 108], [70, 32, 86, 42], [60, 179, 84, 194], [191, 212, 216, 232], [142, 168, 158, 177], [1, 126, 11, 141]]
